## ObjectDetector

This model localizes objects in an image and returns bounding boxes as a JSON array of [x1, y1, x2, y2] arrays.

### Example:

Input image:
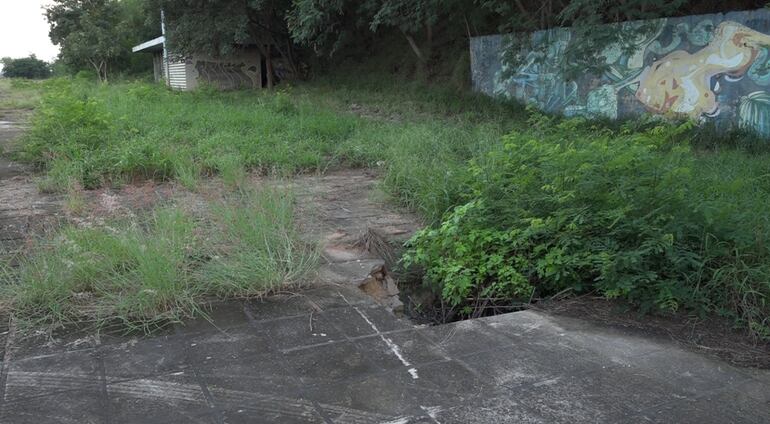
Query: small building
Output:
[[132, 18, 264, 90]]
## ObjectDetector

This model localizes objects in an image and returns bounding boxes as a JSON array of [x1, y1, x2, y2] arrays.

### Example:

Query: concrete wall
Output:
[[471, 8, 770, 136]]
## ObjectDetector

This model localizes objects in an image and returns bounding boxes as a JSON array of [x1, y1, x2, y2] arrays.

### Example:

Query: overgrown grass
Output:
[[0, 79, 43, 111], [16, 77, 521, 222], [0, 187, 317, 332], [9, 75, 770, 337]]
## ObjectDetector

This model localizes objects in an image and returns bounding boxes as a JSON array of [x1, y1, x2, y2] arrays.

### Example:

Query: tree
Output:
[[46, 0, 130, 82], [157, 0, 298, 89], [286, 0, 357, 57], [1, 56, 51, 79], [289, 0, 480, 76], [476, 0, 697, 78]]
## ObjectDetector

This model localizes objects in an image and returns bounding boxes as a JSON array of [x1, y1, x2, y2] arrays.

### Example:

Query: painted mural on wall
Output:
[[470, 9, 770, 136]]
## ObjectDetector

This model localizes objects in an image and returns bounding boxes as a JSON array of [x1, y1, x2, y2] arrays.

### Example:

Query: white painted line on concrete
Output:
[[380, 417, 411, 424], [420, 405, 443, 423], [352, 306, 419, 380]]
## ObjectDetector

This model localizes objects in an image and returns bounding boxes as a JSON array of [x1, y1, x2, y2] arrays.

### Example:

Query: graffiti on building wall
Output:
[[194, 58, 261, 89], [472, 9, 770, 136]]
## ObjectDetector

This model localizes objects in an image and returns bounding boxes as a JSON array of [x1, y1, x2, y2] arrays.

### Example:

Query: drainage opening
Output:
[[355, 229, 528, 326]]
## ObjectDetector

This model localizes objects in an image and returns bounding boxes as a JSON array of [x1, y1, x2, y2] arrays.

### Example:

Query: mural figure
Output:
[[636, 21, 770, 118], [471, 8, 770, 137]]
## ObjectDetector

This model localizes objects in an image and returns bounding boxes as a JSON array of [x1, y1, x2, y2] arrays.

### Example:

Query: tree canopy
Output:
[[43, 0, 769, 82], [45, 0, 157, 82], [1, 56, 51, 79]]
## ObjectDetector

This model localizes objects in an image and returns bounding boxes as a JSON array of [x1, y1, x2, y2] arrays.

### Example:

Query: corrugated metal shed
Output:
[[167, 60, 189, 90]]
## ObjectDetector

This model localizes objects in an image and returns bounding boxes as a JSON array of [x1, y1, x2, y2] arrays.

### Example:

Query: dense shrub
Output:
[[405, 114, 770, 338], [1, 56, 50, 79], [20, 80, 114, 188]]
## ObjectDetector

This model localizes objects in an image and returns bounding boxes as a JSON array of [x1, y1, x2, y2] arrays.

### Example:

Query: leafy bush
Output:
[[405, 114, 770, 337], [1, 56, 50, 79]]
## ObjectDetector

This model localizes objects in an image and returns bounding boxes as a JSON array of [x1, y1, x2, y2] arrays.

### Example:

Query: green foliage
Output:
[[45, 0, 155, 81], [406, 113, 770, 336], [20, 80, 114, 189], [287, 0, 355, 56], [0, 79, 43, 111], [200, 188, 319, 298], [17, 78, 357, 190], [403, 200, 533, 308], [1, 56, 51, 79], [1, 188, 317, 332], [15, 75, 770, 336], [289, 0, 480, 74], [17, 77, 516, 217]]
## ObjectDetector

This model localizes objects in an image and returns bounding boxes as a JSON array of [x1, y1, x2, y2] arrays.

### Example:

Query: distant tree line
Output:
[[1, 56, 51, 79], [44, 0, 768, 83]]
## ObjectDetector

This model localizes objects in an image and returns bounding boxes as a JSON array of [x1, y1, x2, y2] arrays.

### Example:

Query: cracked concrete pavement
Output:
[[0, 286, 768, 423]]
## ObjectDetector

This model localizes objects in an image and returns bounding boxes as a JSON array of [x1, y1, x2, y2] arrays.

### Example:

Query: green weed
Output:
[[16, 77, 518, 222], [1, 187, 317, 332], [200, 187, 318, 297], [13, 75, 770, 337], [405, 114, 770, 337]]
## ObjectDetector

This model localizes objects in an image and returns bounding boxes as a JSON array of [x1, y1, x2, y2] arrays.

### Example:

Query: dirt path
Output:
[[0, 111, 61, 262]]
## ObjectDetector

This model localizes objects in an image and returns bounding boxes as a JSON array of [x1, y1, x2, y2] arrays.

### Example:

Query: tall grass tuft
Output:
[[201, 187, 318, 297], [1, 188, 317, 332]]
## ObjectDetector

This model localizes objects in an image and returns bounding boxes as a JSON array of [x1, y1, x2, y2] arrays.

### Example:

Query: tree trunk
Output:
[[267, 33, 298, 77], [265, 44, 274, 89], [90, 59, 107, 83], [402, 31, 425, 63]]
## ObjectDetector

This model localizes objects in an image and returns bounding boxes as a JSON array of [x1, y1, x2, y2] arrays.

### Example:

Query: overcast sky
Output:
[[1, 0, 59, 62]]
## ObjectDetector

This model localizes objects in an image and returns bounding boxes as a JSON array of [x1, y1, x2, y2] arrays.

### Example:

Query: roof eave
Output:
[[132, 36, 165, 53]]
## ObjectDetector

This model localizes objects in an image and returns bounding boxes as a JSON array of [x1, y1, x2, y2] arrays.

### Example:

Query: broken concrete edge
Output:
[[319, 234, 407, 315]]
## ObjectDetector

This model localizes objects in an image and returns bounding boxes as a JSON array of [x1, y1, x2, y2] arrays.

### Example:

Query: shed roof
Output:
[[132, 36, 165, 53]]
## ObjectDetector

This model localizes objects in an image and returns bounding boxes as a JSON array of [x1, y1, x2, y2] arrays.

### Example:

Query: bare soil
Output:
[[0, 110, 62, 262]]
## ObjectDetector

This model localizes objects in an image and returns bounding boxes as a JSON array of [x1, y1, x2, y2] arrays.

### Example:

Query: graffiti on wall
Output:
[[193, 56, 261, 89], [471, 9, 770, 136]]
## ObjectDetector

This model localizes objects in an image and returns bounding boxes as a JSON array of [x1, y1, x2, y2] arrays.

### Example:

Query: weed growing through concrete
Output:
[[0, 187, 317, 332]]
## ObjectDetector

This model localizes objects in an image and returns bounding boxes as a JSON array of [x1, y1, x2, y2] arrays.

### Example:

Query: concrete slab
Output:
[[4, 348, 101, 400], [318, 259, 385, 285], [106, 373, 215, 424], [0, 387, 107, 424], [0, 294, 767, 423], [100, 334, 192, 380], [281, 339, 391, 385]]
